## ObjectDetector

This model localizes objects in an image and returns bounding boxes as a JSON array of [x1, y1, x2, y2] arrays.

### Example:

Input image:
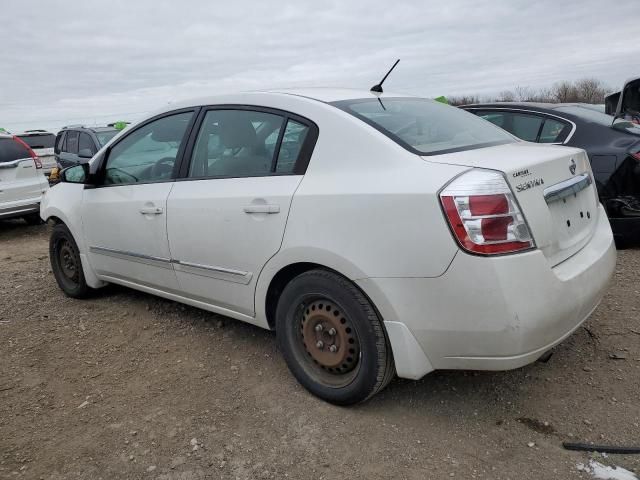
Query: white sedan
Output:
[[41, 89, 616, 404]]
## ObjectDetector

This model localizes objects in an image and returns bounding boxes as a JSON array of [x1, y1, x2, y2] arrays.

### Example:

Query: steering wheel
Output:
[[150, 157, 175, 179]]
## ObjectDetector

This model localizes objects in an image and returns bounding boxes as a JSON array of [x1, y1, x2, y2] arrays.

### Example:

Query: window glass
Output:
[[539, 119, 569, 143], [95, 129, 119, 146], [78, 133, 95, 154], [66, 131, 79, 154], [0, 138, 31, 163], [104, 112, 193, 185], [17, 134, 55, 149], [477, 112, 506, 128], [188, 110, 284, 178], [334, 98, 514, 155], [510, 114, 544, 141], [55, 131, 66, 153], [276, 120, 309, 173]]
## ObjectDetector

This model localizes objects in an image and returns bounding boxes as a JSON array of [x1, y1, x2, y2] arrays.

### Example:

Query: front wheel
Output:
[[49, 223, 91, 298], [276, 269, 395, 405]]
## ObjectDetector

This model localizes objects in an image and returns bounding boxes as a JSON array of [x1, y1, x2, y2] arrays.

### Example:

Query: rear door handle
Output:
[[243, 204, 280, 214], [139, 207, 164, 215]]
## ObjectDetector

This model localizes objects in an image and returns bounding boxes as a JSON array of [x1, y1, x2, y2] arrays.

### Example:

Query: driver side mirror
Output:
[[60, 163, 90, 184]]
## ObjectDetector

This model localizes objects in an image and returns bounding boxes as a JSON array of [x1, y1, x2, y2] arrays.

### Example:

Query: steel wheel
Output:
[[57, 239, 79, 284], [297, 298, 361, 387], [49, 223, 91, 298]]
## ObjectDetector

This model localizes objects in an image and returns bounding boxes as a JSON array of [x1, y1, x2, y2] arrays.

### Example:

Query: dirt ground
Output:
[[1, 220, 639, 480]]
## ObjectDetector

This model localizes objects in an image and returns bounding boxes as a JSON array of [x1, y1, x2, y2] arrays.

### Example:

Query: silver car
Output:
[[0, 133, 49, 224]]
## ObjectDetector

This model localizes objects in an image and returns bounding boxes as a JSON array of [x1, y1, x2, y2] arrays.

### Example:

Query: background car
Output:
[[15, 130, 57, 178], [0, 133, 49, 224], [54, 125, 120, 168], [41, 90, 615, 405], [605, 76, 640, 123], [461, 102, 640, 244]]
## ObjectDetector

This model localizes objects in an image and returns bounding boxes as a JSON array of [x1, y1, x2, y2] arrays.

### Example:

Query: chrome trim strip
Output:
[[172, 260, 252, 285], [463, 107, 577, 144], [543, 173, 592, 203], [89, 246, 173, 270], [172, 260, 247, 277], [89, 246, 252, 283]]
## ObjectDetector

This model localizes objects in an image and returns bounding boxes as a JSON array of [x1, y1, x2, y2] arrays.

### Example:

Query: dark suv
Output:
[[54, 125, 120, 168]]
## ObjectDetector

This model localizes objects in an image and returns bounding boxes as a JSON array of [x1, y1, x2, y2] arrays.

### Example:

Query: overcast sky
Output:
[[1, 0, 639, 132]]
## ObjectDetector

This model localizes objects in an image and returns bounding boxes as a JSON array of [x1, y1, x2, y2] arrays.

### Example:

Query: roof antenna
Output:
[[370, 59, 400, 94]]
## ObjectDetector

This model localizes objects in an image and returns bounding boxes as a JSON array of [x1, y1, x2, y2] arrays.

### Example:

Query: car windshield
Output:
[[333, 97, 515, 155], [95, 129, 119, 146], [555, 105, 640, 136], [18, 134, 55, 149]]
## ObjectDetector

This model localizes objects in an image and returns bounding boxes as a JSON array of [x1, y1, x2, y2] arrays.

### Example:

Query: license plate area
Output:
[[547, 186, 596, 249]]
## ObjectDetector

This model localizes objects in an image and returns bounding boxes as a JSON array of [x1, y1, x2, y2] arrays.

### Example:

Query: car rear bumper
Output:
[[357, 204, 616, 378]]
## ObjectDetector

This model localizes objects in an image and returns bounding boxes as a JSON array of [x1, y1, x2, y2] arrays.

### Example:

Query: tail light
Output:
[[13, 136, 42, 169], [631, 151, 640, 162], [440, 169, 534, 255]]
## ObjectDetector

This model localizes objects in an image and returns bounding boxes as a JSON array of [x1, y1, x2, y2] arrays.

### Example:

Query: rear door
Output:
[[0, 137, 44, 205], [166, 107, 318, 316], [82, 110, 196, 290]]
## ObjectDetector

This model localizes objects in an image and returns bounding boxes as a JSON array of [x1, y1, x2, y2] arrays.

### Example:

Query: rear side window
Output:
[[538, 118, 570, 143], [0, 138, 31, 163], [333, 98, 515, 155], [17, 134, 55, 149], [66, 131, 79, 154], [510, 114, 544, 141], [276, 120, 310, 173], [188, 109, 285, 178], [79, 133, 95, 154]]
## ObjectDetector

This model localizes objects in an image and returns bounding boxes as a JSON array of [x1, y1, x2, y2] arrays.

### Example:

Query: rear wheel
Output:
[[50, 223, 91, 298], [23, 213, 44, 225], [276, 269, 394, 405]]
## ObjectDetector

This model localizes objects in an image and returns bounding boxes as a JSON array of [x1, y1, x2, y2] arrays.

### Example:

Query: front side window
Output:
[[66, 131, 79, 154], [333, 98, 515, 155], [104, 112, 193, 185], [78, 133, 95, 155], [188, 109, 285, 178]]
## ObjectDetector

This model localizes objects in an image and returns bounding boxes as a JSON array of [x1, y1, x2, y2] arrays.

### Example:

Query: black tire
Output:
[[23, 213, 44, 225], [276, 269, 395, 405], [49, 223, 91, 298]]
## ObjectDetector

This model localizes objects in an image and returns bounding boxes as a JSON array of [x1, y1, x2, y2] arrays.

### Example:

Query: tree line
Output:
[[447, 78, 611, 106]]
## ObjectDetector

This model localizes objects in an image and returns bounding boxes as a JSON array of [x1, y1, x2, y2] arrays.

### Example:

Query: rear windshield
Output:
[[332, 97, 515, 155], [556, 105, 640, 136], [0, 138, 31, 163], [17, 133, 55, 149], [95, 129, 118, 146]]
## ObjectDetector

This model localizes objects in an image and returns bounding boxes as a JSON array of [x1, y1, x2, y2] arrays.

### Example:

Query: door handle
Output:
[[243, 204, 280, 214], [139, 207, 164, 215]]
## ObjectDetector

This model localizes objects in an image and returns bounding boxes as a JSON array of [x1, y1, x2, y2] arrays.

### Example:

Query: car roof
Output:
[[461, 102, 601, 111], [61, 125, 118, 133], [161, 88, 418, 113]]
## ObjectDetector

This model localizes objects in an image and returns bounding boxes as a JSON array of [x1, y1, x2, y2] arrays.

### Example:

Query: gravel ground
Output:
[[1, 220, 639, 480]]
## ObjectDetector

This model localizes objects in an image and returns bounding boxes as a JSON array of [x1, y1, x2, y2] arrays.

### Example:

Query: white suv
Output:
[[41, 89, 616, 404], [0, 133, 49, 224]]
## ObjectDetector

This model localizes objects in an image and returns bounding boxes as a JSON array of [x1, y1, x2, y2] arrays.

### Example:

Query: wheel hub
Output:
[[301, 300, 359, 373], [58, 241, 77, 280]]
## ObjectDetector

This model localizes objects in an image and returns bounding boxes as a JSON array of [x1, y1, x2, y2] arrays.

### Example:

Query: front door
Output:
[[82, 110, 195, 291], [166, 108, 316, 316]]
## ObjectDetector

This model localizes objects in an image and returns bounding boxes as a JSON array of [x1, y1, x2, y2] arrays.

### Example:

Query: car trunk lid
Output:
[[425, 142, 599, 266]]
